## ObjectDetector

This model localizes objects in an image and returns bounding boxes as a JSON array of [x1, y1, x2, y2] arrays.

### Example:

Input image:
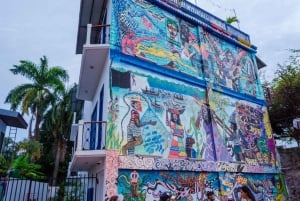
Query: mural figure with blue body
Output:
[[121, 94, 156, 155]]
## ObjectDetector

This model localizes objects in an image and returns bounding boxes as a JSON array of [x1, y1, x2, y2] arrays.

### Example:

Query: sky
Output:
[[1, 0, 300, 141]]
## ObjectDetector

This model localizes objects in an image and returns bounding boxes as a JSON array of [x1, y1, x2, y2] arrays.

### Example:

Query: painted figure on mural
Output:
[[199, 102, 232, 161], [166, 106, 187, 159], [199, 104, 215, 161], [121, 30, 157, 56], [273, 178, 286, 201], [240, 56, 257, 96], [130, 170, 139, 197], [108, 96, 119, 121], [166, 18, 180, 46], [228, 111, 245, 162], [121, 95, 156, 155], [179, 23, 203, 77], [218, 48, 243, 90]]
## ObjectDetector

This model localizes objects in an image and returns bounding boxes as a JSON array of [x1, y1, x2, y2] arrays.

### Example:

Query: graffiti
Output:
[[216, 162, 245, 172]]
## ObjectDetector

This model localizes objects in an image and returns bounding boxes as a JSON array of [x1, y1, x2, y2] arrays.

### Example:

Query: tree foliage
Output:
[[5, 56, 69, 140], [267, 49, 300, 146], [10, 154, 45, 179], [226, 16, 239, 25], [37, 85, 81, 185]]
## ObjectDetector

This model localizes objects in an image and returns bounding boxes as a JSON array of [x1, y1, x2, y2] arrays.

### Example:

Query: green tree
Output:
[[267, 49, 300, 146], [16, 139, 42, 162], [226, 16, 239, 25], [5, 56, 69, 140], [0, 155, 9, 177], [0, 137, 16, 177], [42, 85, 77, 185], [10, 154, 45, 179], [7, 139, 44, 179]]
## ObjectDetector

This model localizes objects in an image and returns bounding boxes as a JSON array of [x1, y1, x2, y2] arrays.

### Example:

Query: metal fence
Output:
[[0, 175, 97, 201]]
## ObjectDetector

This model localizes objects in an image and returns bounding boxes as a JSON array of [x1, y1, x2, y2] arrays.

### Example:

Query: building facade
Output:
[[70, 0, 288, 200]]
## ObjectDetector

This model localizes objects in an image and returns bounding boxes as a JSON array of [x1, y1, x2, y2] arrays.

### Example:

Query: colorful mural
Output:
[[208, 90, 276, 166], [111, 0, 204, 78], [105, 1, 289, 200], [107, 61, 215, 160], [219, 172, 288, 201], [115, 169, 287, 201], [117, 169, 220, 201], [199, 28, 264, 99], [111, 0, 264, 99]]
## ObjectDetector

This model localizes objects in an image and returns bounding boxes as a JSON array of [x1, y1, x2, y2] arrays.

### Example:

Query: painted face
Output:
[[172, 113, 178, 122], [225, 51, 234, 65], [167, 23, 178, 39], [135, 101, 142, 112]]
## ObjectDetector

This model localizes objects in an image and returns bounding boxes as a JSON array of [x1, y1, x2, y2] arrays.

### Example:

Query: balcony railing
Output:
[[85, 24, 110, 45], [73, 121, 107, 153]]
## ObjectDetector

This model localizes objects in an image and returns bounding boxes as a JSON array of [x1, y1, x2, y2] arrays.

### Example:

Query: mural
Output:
[[117, 169, 220, 201], [111, 0, 204, 78], [111, 0, 264, 99], [107, 61, 216, 160], [104, 0, 288, 199], [208, 90, 276, 166], [219, 172, 288, 201], [119, 155, 280, 173], [115, 169, 288, 201], [199, 28, 264, 99]]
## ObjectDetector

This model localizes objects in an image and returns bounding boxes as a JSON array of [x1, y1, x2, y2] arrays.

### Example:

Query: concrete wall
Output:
[[277, 147, 300, 200]]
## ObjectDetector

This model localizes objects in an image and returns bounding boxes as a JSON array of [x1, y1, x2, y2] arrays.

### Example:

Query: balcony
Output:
[[69, 120, 107, 171], [77, 24, 110, 101]]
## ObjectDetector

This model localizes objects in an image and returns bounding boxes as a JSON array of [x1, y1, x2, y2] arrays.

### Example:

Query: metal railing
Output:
[[0, 175, 97, 201], [85, 24, 110, 45], [74, 121, 107, 153]]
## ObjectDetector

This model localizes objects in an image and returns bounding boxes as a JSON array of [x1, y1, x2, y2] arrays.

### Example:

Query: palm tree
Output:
[[42, 85, 76, 185], [226, 16, 239, 25], [5, 56, 69, 140]]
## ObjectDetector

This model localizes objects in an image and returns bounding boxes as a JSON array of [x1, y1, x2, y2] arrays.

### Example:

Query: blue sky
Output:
[[1, 0, 300, 141]]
